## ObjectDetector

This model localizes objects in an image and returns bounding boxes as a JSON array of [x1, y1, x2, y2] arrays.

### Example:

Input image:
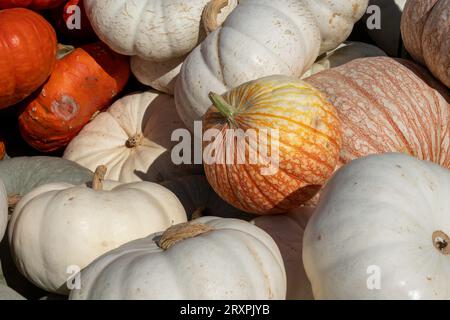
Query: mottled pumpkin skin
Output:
[[0, 8, 57, 109], [401, 0, 450, 87], [305, 57, 450, 169], [0, 0, 63, 9], [19, 42, 130, 152], [203, 76, 342, 214]]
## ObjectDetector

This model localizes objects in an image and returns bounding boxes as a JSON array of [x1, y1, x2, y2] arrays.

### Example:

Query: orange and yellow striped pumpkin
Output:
[[305, 57, 450, 169], [202, 75, 342, 214]]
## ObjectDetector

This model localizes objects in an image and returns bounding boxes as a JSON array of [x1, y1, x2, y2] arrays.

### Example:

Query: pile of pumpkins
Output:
[[0, 0, 449, 300]]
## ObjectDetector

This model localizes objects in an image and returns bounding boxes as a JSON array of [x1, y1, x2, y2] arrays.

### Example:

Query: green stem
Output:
[[208, 92, 237, 126]]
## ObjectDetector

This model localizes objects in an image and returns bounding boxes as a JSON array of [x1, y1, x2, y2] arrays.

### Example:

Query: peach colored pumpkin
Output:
[[305, 57, 450, 169]]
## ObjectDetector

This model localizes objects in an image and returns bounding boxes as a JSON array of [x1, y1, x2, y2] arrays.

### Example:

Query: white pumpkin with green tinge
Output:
[[70, 217, 286, 300], [8, 167, 187, 295], [0, 180, 7, 242], [303, 153, 450, 299]]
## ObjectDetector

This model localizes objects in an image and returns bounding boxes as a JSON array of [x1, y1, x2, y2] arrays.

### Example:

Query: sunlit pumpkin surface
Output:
[[203, 75, 342, 214]]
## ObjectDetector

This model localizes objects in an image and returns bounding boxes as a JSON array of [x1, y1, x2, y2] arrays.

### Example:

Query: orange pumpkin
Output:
[[305, 57, 450, 169], [401, 0, 449, 87], [0, 8, 57, 109], [202, 75, 342, 214], [0, 0, 64, 9], [0, 139, 5, 160], [19, 42, 130, 152]]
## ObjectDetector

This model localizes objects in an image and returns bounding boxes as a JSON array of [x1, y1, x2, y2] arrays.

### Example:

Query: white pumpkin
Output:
[[84, 0, 238, 62], [301, 41, 386, 78], [303, 153, 450, 299], [303, 0, 369, 53], [131, 56, 185, 95], [8, 166, 187, 294], [63, 91, 201, 183], [174, 0, 321, 132], [252, 207, 315, 300], [0, 180, 7, 242], [364, 0, 407, 56], [70, 217, 286, 300]]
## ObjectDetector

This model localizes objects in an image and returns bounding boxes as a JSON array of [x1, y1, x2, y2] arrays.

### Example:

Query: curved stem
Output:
[[92, 165, 107, 191], [208, 92, 238, 127], [202, 0, 230, 34], [157, 222, 214, 250]]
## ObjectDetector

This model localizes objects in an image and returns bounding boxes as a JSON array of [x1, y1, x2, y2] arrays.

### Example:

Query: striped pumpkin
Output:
[[202, 75, 342, 214], [305, 57, 450, 169]]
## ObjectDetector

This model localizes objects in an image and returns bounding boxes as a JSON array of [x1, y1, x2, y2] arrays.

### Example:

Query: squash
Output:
[[63, 91, 202, 183], [0, 0, 64, 9], [131, 55, 185, 95], [174, 0, 322, 132], [84, 0, 238, 62], [18, 42, 130, 152], [303, 0, 369, 54], [8, 166, 187, 294], [364, 0, 407, 57], [401, 0, 450, 87], [303, 153, 450, 299], [252, 207, 314, 300], [160, 175, 254, 221], [202, 75, 342, 214], [0, 140, 4, 160], [70, 217, 286, 300], [305, 57, 450, 169], [0, 156, 93, 202], [0, 180, 6, 242], [301, 41, 386, 78], [0, 8, 57, 109], [0, 285, 25, 300]]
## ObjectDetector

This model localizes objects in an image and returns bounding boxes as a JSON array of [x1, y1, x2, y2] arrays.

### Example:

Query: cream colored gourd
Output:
[[131, 56, 185, 95], [0, 180, 7, 242], [84, 0, 238, 62], [252, 207, 314, 300], [303, 153, 450, 299], [175, 0, 321, 131], [63, 91, 201, 183], [302, 41, 386, 78], [8, 167, 187, 294], [303, 0, 369, 54], [70, 217, 286, 300]]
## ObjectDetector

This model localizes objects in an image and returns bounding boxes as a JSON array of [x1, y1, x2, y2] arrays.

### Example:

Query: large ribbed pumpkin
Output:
[[401, 0, 449, 87], [0, 8, 57, 109], [305, 57, 450, 169], [202, 75, 342, 214]]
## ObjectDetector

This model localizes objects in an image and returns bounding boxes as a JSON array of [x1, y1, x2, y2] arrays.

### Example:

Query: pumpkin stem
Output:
[[7, 195, 21, 214], [126, 133, 143, 148], [157, 222, 214, 250], [209, 92, 238, 126], [57, 44, 75, 60], [92, 165, 107, 191], [432, 231, 450, 255], [202, 0, 230, 34]]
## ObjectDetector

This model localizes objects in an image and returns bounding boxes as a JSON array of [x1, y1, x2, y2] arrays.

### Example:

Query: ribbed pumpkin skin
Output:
[[0, 8, 56, 109], [401, 0, 450, 87], [305, 57, 450, 169], [203, 76, 342, 214], [19, 42, 130, 152], [0, 0, 63, 9]]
